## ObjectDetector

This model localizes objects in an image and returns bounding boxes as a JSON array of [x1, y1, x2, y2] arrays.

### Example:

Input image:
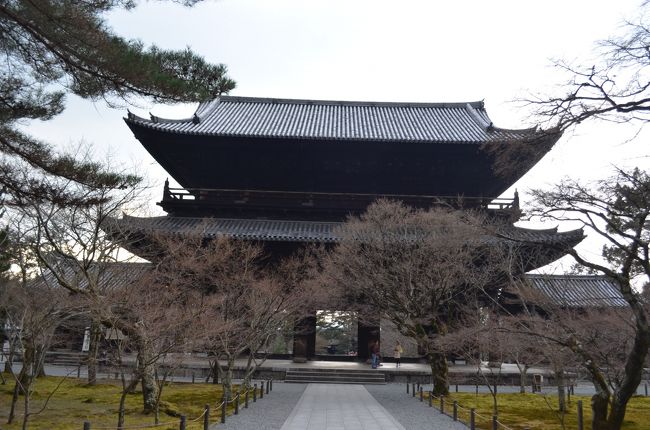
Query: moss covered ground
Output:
[[424, 391, 650, 430], [0, 373, 247, 430]]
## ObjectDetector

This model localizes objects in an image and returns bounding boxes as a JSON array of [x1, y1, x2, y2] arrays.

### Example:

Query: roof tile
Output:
[[126, 96, 539, 143]]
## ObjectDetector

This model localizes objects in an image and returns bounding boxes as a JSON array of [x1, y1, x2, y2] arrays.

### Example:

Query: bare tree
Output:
[[526, 3, 650, 133], [98, 267, 204, 428], [0, 275, 79, 429], [11, 172, 145, 387], [150, 232, 321, 400], [324, 200, 507, 395], [511, 171, 650, 430]]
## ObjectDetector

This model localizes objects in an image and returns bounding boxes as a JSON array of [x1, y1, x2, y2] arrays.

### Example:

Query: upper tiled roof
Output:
[[125, 96, 542, 143], [526, 274, 628, 308]]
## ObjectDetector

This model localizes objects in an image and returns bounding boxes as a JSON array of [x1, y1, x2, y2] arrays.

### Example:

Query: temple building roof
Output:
[[526, 274, 627, 308], [107, 214, 583, 245], [126, 96, 548, 144]]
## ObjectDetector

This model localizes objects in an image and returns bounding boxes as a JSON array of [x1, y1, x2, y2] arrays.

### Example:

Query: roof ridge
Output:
[[526, 274, 611, 279], [217, 95, 486, 109], [120, 214, 342, 226]]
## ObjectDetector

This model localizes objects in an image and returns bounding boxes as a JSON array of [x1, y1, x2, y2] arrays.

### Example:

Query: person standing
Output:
[[393, 340, 403, 368], [371, 341, 381, 369]]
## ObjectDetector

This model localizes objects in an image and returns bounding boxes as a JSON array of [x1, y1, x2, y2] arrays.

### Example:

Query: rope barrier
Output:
[[411, 386, 519, 430], [85, 382, 269, 429], [189, 408, 207, 422]]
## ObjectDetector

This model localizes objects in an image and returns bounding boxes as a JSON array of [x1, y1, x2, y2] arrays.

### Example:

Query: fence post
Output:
[[492, 414, 498, 430], [266, 380, 270, 394], [245, 388, 249, 408], [234, 393, 240, 415], [406, 382, 409, 394], [83, 422, 91, 430], [475, 384, 479, 395], [253, 383, 257, 402], [455, 384, 458, 393], [470, 408, 476, 430], [221, 396, 227, 424], [577, 400, 584, 430], [428, 391, 433, 407], [203, 404, 210, 430], [179, 415, 186, 430], [260, 381, 264, 399], [453, 401, 458, 421], [440, 396, 444, 414], [419, 386, 423, 402], [192, 373, 195, 384]]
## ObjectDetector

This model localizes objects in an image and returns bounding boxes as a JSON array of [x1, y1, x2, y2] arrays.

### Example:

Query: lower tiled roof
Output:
[[107, 215, 583, 245], [109, 215, 340, 243], [526, 274, 628, 308]]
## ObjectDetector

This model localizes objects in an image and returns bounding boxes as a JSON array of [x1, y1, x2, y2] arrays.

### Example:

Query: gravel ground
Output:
[[210, 382, 306, 429], [365, 384, 469, 430]]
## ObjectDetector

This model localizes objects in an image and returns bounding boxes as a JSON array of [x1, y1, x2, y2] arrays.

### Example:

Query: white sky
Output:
[[22, 0, 650, 272]]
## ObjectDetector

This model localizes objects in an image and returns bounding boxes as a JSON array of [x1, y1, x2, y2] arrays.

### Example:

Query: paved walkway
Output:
[[280, 384, 405, 430], [214, 383, 469, 429]]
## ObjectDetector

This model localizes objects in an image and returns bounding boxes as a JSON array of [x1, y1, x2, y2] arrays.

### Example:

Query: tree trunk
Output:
[[209, 360, 219, 384], [21, 384, 30, 430], [35, 345, 46, 378], [556, 369, 566, 413], [243, 351, 255, 389], [518, 364, 528, 394], [134, 332, 158, 414], [117, 376, 139, 430], [117, 390, 127, 430], [7, 378, 20, 424], [607, 397, 629, 430], [217, 356, 235, 401], [139, 357, 158, 414], [428, 352, 449, 396], [591, 392, 610, 430], [87, 321, 102, 386]]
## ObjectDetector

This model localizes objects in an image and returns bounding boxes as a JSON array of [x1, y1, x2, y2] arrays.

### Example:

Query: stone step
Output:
[[285, 379, 386, 385], [285, 368, 385, 384], [286, 368, 379, 375], [285, 376, 385, 384], [285, 370, 380, 378]]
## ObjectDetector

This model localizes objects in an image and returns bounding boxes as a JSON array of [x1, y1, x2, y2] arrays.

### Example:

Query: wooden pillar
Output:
[[293, 313, 316, 363]]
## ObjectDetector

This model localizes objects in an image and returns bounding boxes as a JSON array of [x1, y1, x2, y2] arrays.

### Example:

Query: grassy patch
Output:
[[0, 372, 251, 430], [423, 391, 650, 430]]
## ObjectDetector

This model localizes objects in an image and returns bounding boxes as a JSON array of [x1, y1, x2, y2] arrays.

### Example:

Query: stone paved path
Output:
[[280, 384, 405, 430], [212, 382, 470, 429]]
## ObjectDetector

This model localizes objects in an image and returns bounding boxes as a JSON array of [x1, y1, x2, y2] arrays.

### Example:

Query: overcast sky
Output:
[[22, 0, 650, 271]]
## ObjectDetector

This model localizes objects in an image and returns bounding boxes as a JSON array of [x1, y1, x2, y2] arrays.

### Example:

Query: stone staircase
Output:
[[284, 368, 386, 385], [45, 351, 87, 367]]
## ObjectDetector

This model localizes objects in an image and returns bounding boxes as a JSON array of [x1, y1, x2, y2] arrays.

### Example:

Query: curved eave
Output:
[[125, 115, 551, 145], [497, 227, 585, 271], [104, 215, 583, 271]]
